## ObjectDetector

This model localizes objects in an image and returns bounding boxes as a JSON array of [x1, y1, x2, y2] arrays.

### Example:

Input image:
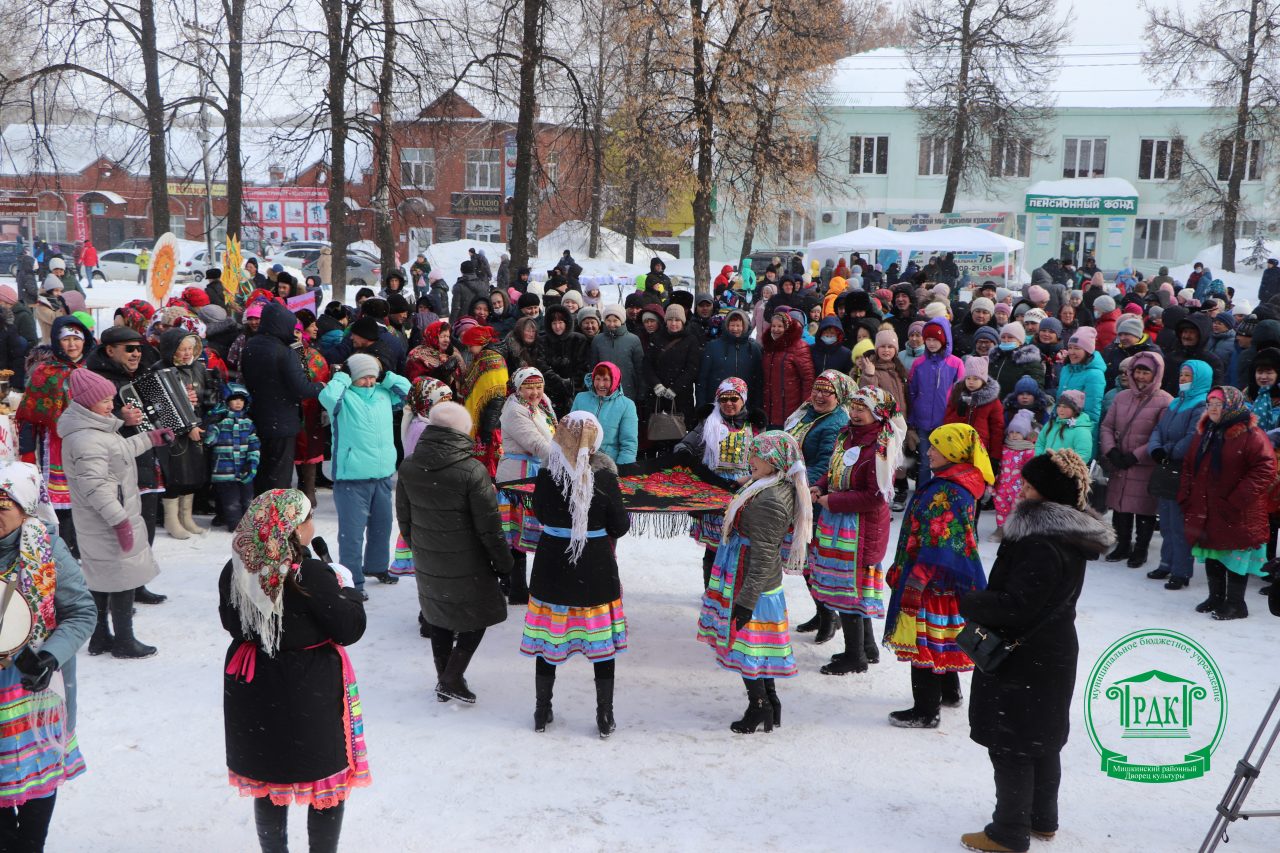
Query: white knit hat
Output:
[[428, 400, 473, 434], [346, 353, 381, 382]]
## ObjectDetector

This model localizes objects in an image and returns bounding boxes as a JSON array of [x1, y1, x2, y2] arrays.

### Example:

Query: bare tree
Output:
[[1145, 0, 1280, 271], [370, 0, 398, 276], [905, 0, 1066, 213]]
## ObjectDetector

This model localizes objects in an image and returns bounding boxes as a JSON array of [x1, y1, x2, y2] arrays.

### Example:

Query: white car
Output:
[[93, 249, 143, 282]]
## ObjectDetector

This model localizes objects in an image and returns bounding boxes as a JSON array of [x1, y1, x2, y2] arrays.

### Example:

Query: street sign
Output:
[[0, 195, 39, 216]]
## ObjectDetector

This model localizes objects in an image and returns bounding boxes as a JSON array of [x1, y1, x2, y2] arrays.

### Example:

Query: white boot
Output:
[[162, 498, 190, 540], [179, 494, 206, 535]]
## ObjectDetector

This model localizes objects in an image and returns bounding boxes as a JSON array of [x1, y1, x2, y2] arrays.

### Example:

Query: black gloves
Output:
[[1106, 447, 1130, 469], [1150, 447, 1167, 465], [14, 648, 58, 692], [1123, 451, 1140, 468], [731, 605, 753, 631]]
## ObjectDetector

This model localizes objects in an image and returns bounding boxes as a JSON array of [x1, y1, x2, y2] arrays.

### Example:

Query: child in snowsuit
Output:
[[994, 409, 1038, 528], [204, 383, 261, 531]]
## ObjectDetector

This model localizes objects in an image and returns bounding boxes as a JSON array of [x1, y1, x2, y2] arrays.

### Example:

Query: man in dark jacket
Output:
[[1260, 259, 1280, 306], [16, 251, 38, 305], [1161, 312, 1224, 394], [1101, 314, 1160, 389], [809, 315, 852, 376], [450, 261, 489, 325], [698, 309, 763, 406], [242, 302, 324, 494], [396, 402, 512, 702], [644, 258, 672, 293]]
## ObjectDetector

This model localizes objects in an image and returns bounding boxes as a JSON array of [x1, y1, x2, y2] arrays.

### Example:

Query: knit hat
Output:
[[1020, 450, 1092, 511], [244, 302, 266, 320], [874, 329, 898, 350], [974, 326, 1000, 345], [602, 304, 625, 324], [923, 301, 949, 319], [181, 287, 211, 308], [1069, 326, 1098, 354], [1123, 302, 1144, 316], [1008, 409, 1035, 437], [71, 310, 94, 331], [42, 276, 63, 293], [561, 290, 584, 309], [970, 297, 995, 315], [517, 292, 541, 310], [346, 353, 380, 382], [922, 323, 947, 346], [69, 370, 116, 407], [0, 286, 16, 306], [428, 400, 473, 434], [1027, 285, 1049, 304], [664, 304, 686, 323], [908, 320, 926, 338], [1039, 317, 1064, 338], [932, 283, 951, 299], [963, 355, 989, 380], [349, 316, 381, 341], [1093, 295, 1117, 314], [1057, 389, 1085, 415], [1237, 314, 1258, 338], [1212, 312, 1236, 330], [1116, 315, 1145, 338], [1023, 308, 1048, 325], [1178, 288, 1195, 303], [1014, 375, 1041, 396], [1000, 322, 1026, 341], [994, 303, 1012, 319], [576, 306, 601, 327], [197, 304, 228, 324]]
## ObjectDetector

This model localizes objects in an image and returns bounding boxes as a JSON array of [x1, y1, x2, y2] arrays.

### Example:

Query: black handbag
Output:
[[161, 433, 208, 495], [957, 579, 1079, 674], [1147, 461, 1182, 500]]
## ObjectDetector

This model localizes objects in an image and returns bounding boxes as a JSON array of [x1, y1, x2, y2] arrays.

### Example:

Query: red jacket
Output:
[[943, 378, 1005, 464], [1179, 415, 1276, 550], [81, 244, 99, 266], [816, 422, 891, 566], [1095, 308, 1121, 351], [762, 320, 815, 426]]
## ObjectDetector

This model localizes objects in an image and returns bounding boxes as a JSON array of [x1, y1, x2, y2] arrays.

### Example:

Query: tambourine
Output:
[[0, 577, 35, 664]]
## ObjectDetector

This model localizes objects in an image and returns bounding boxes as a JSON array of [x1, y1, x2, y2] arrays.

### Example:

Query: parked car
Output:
[[0, 241, 23, 277], [265, 247, 322, 269], [181, 245, 265, 283], [302, 253, 379, 289], [112, 238, 156, 252], [94, 249, 142, 282]]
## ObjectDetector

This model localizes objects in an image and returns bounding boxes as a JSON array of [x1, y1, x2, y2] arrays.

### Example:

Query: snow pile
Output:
[[1167, 239, 1280, 306]]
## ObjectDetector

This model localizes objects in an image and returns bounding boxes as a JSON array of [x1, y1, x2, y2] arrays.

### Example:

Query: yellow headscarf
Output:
[[929, 423, 995, 485]]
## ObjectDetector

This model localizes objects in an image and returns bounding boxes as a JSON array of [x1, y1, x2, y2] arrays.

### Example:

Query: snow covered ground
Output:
[[48, 496, 1280, 852]]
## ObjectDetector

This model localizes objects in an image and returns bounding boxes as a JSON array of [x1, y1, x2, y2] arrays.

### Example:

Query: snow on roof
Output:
[[1025, 177, 1139, 198], [824, 46, 1226, 110]]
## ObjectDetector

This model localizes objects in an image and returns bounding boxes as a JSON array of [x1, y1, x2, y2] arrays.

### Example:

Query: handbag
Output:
[[1147, 461, 1182, 500], [647, 397, 686, 442], [957, 571, 1080, 674], [160, 432, 208, 495]]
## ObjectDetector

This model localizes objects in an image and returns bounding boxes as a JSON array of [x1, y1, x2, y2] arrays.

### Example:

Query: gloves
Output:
[[1106, 447, 1129, 469], [731, 605, 753, 632], [1122, 452, 1140, 468], [653, 384, 667, 399], [148, 428, 175, 447], [114, 519, 134, 552], [14, 648, 58, 693], [1150, 447, 1167, 465]]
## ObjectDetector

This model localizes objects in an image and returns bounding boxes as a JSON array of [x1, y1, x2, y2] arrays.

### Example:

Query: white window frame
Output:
[[400, 147, 436, 189], [1218, 139, 1263, 182], [1138, 138, 1183, 181], [849, 135, 889, 175], [1133, 218, 1177, 261], [918, 136, 949, 176], [990, 137, 1031, 178], [465, 148, 502, 191], [465, 218, 503, 242], [777, 210, 814, 247], [35, 209, 67, 243], [845, 211, 881, 231], [169, 215, 186, 238], [1063, 137, 1107, 178]]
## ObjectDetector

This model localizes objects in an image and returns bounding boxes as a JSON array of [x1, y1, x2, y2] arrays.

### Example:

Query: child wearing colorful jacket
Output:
[[204, 383, 260, 531]]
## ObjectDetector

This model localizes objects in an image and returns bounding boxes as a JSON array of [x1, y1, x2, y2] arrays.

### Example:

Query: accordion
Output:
[[120, 368, 200, 433]]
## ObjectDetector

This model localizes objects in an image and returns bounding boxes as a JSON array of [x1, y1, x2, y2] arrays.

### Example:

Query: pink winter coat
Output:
[[1100, 351, 1172, 516]]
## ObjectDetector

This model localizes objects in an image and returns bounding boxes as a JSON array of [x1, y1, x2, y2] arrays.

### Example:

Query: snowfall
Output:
[[2, 277, 1276, 852]]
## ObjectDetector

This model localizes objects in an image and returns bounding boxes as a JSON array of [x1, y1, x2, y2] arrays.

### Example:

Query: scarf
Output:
[[545, 412, 604, 562], [701, 378, 749, 470], [930, 422, 995, 485], [229, 489, 312, 656], [783, 369, 856, 432], [460, 346, 509, 439], [1195, 387, 1252, 475], [722, 431, 812, 575], [847, 385, 907, 501]]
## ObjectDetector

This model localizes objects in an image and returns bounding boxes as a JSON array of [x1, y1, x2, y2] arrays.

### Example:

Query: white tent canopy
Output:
[[807, 225, 1024, 256]]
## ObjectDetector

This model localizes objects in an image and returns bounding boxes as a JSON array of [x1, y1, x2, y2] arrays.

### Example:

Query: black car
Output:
[[0, 241, 24, 277]]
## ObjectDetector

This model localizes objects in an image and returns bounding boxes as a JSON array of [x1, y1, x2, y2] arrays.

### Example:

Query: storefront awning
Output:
[[1025, 178, 1138, 217], [80, 190, 127, 205]]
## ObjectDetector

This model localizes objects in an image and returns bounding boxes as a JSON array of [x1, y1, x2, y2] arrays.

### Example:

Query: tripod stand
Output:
[[1201, 684, 1280, 852]]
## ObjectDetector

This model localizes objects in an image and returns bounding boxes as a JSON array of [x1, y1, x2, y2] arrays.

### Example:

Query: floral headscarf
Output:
[[119, 300, 154, 336], [406, 377, 451, 418], [700, 377, 750, 470], [929, 422, 995, 485], [545, 412, 604, 562], [1195, 386, 1254, 474], [422, 319, 450, 351], [784, 369, 856, 430], [229, 489, 312, 656], [848, 385, 908, 501], [722, 431, 812, 574]]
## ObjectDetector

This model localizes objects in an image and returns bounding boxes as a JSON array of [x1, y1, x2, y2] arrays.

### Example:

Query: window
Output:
[[845, 211, 881, 231], [918, 136, 949, 176], [465, 219, 503, 242], [35, 209, 66, 243], [1138, 138, 1183, 180], [849, 135, 888, 175], [465, 148, 501, 191], [400, 147, 436, 189], [540, 152, 559, 190], [169, 215, 186, 238], [1217, 139, 1263, 181], [1133, 218, 1177, 260], [989, 138, 1031, 178], [777, 210, 813, 247], [1211, 218, 1261, 239], [1063, 137, 1107, 178]]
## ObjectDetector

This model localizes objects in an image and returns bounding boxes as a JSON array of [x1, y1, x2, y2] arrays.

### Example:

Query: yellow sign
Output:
[[167, 182, 228, 198]]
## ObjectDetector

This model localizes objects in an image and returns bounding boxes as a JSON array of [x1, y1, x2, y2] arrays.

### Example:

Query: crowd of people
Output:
[[2, 244, 1279, 853]]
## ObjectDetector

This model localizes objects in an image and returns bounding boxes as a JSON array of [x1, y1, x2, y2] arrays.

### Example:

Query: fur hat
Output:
[[1021, 450, 1092, 510], [428, 400, 473, 434], [963, 355, 989, 381], [69, 370, 116, 407]]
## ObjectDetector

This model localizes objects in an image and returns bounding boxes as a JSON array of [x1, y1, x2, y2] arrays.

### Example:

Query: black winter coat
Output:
[[395, 425, 512, 631], [241, 302, 323, 438], [960, 500, 1112, 757], [1261, 266, 1280, 306], [1162, 313, 1224, 395], [642, 326, 702, 420], [529, 455, 629, 607], [220, 558, 366, 783], [541, 305, 590, 415], [84, 343, 163, 488], [696, 322, 764, 407]]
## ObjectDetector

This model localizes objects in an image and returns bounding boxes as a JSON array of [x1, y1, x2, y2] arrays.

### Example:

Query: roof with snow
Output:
[[1025, 177, 1139, 198], [824, 46, 1227, 110]]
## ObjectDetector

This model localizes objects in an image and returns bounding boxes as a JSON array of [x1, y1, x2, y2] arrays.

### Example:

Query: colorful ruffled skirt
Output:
[[519, 596, 628, 664], [0, 668, 85, 808], [883, 565, 974, 674], [809, 509, 885, 617], [389, 536, 415, 576], [227, 644, 371, 809], [689, 512, 723, 549], [498, 493, 543, 553], [697, 530, 797, 680]]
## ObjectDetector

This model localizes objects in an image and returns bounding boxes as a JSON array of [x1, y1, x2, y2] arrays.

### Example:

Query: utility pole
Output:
[[185, 6, 217, 260]]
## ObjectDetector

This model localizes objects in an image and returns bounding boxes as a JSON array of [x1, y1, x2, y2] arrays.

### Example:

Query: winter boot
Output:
[[821, 613, 869, 675], [1197, 560, 1227, 613], [863, 616, 881, 664], [88, 591, 113, 656], [888, 667, 941, 728], [730, 678, 774, 734], [1213, 571, 1250, 620], [892, 478, 908, 512], [762, 678, 781, 727], [162, 498, 190, 540], [134, 586, 167, 605], [1106, 512, 1133, 562], [253, 799, 289, 853], [432, 653, 450, 702], [794, 596, 822, 633], [595, 677, 616, 739], [941, 671, 964, 707], [178, 493, 206, 535], [436, 637, 480, 703], [814, 607, 838, 645], [1127, 515, 1155, 568], [306, 800, 345, 853], [959, 831, 1015, 852], [109, 590, 157, 659], [534, 674, 555, 732]]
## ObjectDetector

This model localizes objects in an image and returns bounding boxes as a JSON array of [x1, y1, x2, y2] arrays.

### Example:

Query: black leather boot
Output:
[[888, 667, 941, 728], [730, 678, 774, 734], [814, 607, 838, 645], [1107, 512, 1133, 562], [862, 616, 881, 664], [762, 678, 781, 727], [534, 673, 555, 732], [1128, 515, 1156, 568], [88, 591, 113, 656], [1197, 560, 1227, 613], [821, 613, 869, 675], [1213, 571, 1250, 620], [595, 677, 616, 739], [133, 585, 167, 605], [306, 801, 345, 853], [109, 590, 157, 659]]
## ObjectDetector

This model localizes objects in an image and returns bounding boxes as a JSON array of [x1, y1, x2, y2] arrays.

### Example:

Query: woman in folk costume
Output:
[[784, 368, 853, 644], [697, 431, 812, 734], [809, 385, 906, 676], [495, 367, 557, 604], [220, 490, 368, 853], [884, 423, 991, 729], [390, 378, 453, 579], [674, 377, 767, 586], [457, 324, 509, 478], [520, 412, 630, 738], [0, 462, 95, 850]]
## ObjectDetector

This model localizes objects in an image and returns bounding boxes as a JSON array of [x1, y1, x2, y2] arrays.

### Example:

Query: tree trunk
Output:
[[510, 0, 543, 271], [1222, 0, 1260, 273], [224, 0, 245, 240], [372, 0, 397, 278], [587, 3, 607, 259], [325, 0, 348, 301], [689, 0, 713, 288], [140, 0, 170, 240], [940, 0, 975, 214]]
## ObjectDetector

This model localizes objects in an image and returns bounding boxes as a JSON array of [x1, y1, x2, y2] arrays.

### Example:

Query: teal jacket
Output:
[[1034, 411, 1095, 464], [571, 384, 639, 465], [1056, 350, 1106, 435], [320, 370, 410, 480]]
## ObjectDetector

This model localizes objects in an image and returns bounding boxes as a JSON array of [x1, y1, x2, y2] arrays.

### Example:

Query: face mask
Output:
[[1179, 382, 1192, 393], [998, 341, 1017, 351], [820, 334, 838, 345]]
